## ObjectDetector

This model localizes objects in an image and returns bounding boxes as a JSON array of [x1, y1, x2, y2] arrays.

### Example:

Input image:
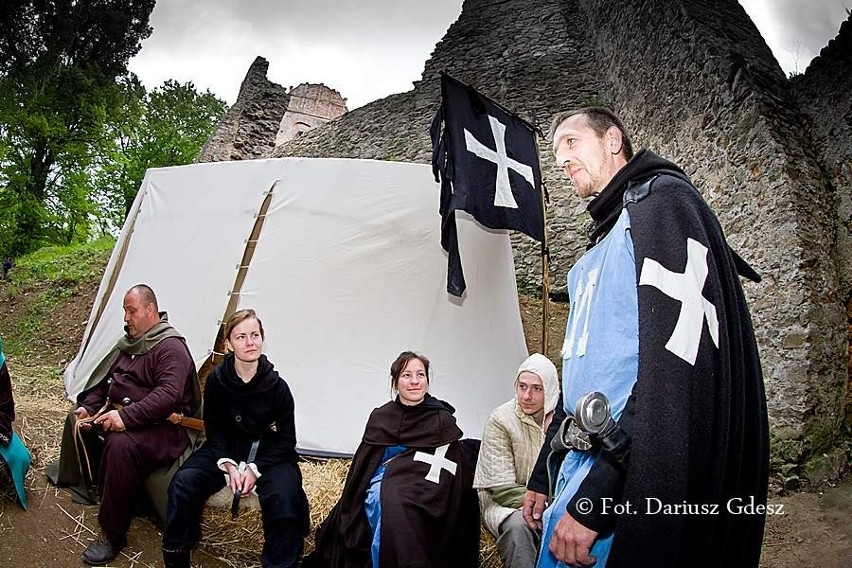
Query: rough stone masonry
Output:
[[202, 0, 851, 484]]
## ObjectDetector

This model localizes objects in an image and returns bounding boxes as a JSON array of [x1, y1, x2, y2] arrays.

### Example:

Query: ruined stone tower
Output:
[[203, 1, 850, 482], [197, 57, 291, 162], [275, 83, 347, 145], [196, 58, 348, 162]]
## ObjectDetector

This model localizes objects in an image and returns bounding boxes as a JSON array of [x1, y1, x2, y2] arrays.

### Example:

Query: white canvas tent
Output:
[[65, 158, 529, 455]]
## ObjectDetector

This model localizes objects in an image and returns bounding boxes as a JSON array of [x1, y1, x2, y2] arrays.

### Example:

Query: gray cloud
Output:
[[130, 1, 850, 109], [130, 0, 464, 108], [772, 0, 849, 52], [145, 0, 462, 54]]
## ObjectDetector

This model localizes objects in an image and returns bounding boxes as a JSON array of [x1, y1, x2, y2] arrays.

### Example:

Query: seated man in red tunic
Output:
[[50, 284, 201, 565]]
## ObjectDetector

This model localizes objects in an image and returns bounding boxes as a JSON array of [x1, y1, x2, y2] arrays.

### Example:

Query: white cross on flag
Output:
[[431, 73, 545, 296]]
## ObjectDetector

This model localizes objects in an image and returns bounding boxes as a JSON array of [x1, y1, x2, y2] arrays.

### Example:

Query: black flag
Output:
[[431, 73, 544, 296]]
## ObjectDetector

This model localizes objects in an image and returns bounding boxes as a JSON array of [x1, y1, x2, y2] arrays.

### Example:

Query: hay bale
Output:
[[299, 458, 350, 545], [480, 523, 502, 568], [206, 485, 260, 511], [198, 458, 348, 566], [198, 457, 505, 567]]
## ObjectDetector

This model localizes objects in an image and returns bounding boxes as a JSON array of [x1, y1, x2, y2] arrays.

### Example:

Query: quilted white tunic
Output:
[[473, 353, 560, 535]]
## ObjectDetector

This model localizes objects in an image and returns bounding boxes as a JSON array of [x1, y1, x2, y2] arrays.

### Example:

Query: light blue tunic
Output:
[[365, 444, 407, 567], [537, 209, 639, 568]]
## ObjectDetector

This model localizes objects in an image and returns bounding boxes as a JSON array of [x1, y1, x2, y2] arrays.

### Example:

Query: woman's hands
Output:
[[224, 462, 258, 496]]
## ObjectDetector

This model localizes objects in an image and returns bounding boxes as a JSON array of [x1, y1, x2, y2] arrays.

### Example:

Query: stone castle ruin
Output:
[[197, 57, 347, 162], [275, 82, 347, 145], [199, 0, 851, 484]]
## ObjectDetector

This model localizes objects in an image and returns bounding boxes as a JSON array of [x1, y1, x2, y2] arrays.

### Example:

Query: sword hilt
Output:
[[574, 391, 630, 470]]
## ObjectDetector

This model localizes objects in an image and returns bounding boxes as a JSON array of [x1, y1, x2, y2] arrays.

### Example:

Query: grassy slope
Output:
[[0, 238, 115, 400]]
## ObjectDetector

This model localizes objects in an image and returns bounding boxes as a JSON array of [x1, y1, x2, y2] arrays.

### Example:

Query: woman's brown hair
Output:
[[224, 308, 265, 343]]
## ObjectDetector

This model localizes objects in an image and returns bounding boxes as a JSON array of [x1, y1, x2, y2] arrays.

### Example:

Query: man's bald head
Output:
[[122, 284, 160, 338], [128, 284, 158, 311]]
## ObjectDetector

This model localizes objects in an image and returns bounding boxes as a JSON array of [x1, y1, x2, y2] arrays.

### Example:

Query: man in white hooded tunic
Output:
[[474, 353, 560, 567]]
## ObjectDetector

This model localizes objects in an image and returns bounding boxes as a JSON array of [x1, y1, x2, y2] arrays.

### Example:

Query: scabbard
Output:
[[230, 439, 260, 520], [230, 490, 241, 519]]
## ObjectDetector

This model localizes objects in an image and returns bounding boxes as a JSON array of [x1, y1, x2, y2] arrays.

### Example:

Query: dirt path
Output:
[[0, 476, 230, 568]]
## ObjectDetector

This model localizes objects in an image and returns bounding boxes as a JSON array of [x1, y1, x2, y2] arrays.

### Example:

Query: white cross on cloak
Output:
[[638, 238, 720, 365], [463, 115, 535, 209], [413, 443, 457, 484]]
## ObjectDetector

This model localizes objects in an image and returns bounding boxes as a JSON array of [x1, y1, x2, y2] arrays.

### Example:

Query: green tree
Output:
[[88, 74, 146, 233], [0, 0, 155, 258], [91, 79, 228, 229]]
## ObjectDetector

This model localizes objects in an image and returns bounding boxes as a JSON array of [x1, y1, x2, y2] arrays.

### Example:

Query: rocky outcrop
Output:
[[197, 57, 291, 162]]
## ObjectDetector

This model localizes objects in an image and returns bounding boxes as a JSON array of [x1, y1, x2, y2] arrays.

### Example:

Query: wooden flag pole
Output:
[[536, 133, 550, 356], [541, 196, 550, 356]]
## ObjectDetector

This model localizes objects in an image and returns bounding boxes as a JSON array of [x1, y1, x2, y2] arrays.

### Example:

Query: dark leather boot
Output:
[[81, 532, 126, 565], [162, 548, 191, 568]]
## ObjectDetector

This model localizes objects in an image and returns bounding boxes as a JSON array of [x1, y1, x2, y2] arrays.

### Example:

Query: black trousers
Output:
[[163, 445, 309, 568]]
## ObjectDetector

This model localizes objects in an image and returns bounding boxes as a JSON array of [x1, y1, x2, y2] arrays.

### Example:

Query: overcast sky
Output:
[[127, 0, 849, 110]]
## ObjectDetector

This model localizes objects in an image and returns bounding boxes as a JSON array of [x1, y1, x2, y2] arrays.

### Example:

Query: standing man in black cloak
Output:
[[525, 107, 769, 567]]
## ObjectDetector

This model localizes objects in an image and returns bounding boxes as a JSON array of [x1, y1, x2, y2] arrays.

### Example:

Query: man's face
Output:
[[552, 114, 621, 199], [122, 291, 156, 338], [516, 371, 545, 416]]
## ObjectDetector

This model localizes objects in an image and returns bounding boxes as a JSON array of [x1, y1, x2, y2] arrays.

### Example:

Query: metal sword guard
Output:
[[574, 390, 631, 470], [574, 391, 613, 434]]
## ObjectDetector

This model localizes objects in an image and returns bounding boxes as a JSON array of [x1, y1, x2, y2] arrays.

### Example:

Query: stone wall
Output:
[[790, 15, 852, 314], [197, 57, 291, 162], [259, 0, 849, 479], [275, 83, 347, 145], [789, 14, 852, 474]]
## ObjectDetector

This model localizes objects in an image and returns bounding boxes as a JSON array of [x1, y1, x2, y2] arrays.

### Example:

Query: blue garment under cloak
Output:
[[537, 209, 638, 568], [365, 445, 407, 567]]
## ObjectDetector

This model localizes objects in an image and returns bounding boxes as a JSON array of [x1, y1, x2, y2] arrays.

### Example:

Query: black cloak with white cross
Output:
[[538, 149, 769, 567], [303, 394, 480, 568]]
